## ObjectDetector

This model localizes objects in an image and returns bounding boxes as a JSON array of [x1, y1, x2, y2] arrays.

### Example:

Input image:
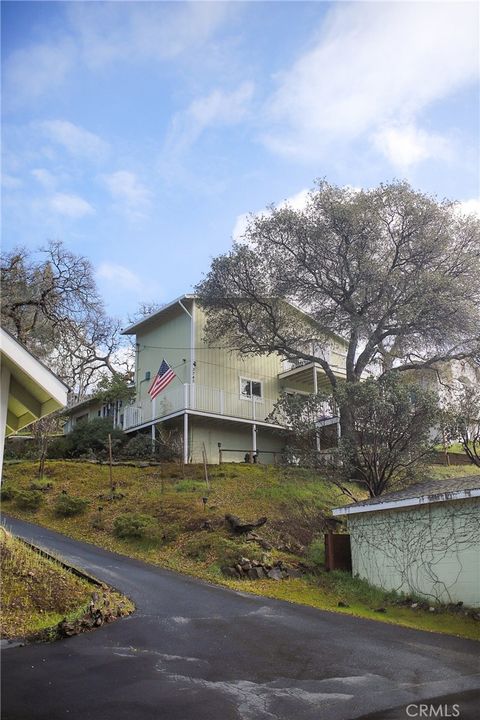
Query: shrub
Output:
[[54, 494, 89, 517], [47, 436, 69, 459], [64, 418, 126, 459], [113, 513, 156, 539], [15, 489, 43, 511], [30, 479, 53, 492], [121, 433, 152, 459], [0, 485, 16, 501]]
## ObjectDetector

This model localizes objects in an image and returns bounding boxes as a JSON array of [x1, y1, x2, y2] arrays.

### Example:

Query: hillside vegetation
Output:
[[2, 460, 478, 640], [0, 528, 133, 641]]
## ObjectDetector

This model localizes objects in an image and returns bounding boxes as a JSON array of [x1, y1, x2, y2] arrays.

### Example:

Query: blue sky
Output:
[[2, 1, 479, 323]]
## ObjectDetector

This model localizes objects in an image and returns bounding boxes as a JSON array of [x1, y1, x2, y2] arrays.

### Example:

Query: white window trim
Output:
[[239, 376, 264, 402]]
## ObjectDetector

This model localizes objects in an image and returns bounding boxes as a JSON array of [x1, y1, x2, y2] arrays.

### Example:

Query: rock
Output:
[[235, 564, 243, 575], [338, 601, 349, 608], [239, 557, 250, 565], [241, 562, 252, 571], [429, 607, 436, 613], [222, 566, 239, 579], [258, 539, 273, 551], [411, 603, 418, 609], [267, 567, 283, 581], [286, 569, 303, 579], [247, 568, 258, 580], [374, 607, 387, 613]]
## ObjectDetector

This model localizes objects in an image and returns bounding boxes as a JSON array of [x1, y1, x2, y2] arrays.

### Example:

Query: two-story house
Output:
[[121, 295, 348, 463]]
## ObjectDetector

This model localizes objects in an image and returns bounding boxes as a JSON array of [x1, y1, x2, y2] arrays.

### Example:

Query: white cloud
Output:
[[3, 41, 75, 109], [233, 187, 310, 241], [457, 199, 480, 218], [68, 1, 234, 67], [96, 263, 143, 293], [31, 168, 57, 190], [40, 120, 109, 161], [49, 193, 95, 218], [372, 123, 452, 171], [262, 2, 478, 162], [166, 82, 255, 155], [102, 171, 152, 215]]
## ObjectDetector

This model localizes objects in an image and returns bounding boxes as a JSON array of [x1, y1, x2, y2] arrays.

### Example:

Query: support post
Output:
[[252, 424, 257, 459], [0, 366, 11, 479], [151, 423, 156, 455], [218, 443, 223, 465], [183, 412, 189, 464], [313, 365, 321, 453]]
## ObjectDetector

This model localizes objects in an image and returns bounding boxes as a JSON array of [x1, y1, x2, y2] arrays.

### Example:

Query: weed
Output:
[[174, 480, 206, 493], [14, 489, 43, 511], [113, 513, 156, 539], [54, 494, 89, 517], [30, 479, 53, 492], [1, 485, 16, 501]]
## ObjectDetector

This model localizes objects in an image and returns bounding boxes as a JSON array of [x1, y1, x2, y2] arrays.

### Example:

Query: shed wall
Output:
[[348, 498, 480, 607]]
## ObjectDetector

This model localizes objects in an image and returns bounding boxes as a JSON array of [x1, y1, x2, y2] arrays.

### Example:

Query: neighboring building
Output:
[[63, 395, 128, 433], [0, 327, 68, 477], [415, 359, 480, 405], [333, 477, 480, 607], [121, 294, 348, 463]]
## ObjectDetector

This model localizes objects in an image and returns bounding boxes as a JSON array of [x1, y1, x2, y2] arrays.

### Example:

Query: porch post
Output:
[[183, 412, 189, 464], [313, 364, 321, 453], [151, 423, 155, 454]]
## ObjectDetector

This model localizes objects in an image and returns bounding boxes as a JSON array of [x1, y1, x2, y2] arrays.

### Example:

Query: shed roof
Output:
[[332, 476, 480, 517]]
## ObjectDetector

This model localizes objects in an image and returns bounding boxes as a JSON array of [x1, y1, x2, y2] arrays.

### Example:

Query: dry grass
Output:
[[0, 527, 134, 640], [0, 528, 94, 638]]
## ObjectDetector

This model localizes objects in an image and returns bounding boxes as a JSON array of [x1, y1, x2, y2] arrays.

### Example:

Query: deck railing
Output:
[[123, 383, 278, 430]]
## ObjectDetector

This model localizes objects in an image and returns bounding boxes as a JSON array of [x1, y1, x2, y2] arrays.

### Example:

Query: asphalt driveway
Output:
[[2, 516, 479, 720]]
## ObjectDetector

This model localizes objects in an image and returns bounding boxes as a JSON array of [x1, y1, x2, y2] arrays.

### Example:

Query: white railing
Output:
[[123, 383, 277, 430]]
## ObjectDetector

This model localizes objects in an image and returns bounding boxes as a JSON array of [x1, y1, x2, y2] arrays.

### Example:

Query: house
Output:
[[0, 327, 68, 477], [332, 476, 480, 607], [121, 294, 348, 463], [62, 394, 127, 433]]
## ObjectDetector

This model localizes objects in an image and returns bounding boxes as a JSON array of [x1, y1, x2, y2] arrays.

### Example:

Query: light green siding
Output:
[[348, 499, 480, 607], [135, 305, 191, 424], [193, 304, 283, 423], [189, 416, 283, 464]]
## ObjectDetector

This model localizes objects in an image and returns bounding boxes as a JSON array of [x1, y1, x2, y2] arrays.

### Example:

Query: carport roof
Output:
[[332, 476, 480, 516], [1, 327, 69, 436]]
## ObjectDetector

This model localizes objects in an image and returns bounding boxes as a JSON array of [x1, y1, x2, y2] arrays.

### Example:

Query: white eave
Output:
[[332, 487, 480, 517], [1, 328, 69, 435], [122, 295, 195, 335]]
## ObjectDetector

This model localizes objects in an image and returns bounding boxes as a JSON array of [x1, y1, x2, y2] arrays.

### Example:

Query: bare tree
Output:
[[196, 181, 480, 442], [1, 240, 131, 395]]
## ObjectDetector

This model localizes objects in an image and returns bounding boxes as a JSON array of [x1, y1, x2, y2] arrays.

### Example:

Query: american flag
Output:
[[148, 359, 176, 400]]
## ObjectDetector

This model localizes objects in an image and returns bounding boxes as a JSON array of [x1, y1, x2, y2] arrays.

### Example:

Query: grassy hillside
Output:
[[2, 460, 479, 640], [0, 528, 133, 641]]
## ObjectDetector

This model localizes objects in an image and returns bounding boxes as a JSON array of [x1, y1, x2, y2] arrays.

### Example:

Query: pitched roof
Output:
[[332, 475, 480, 516]]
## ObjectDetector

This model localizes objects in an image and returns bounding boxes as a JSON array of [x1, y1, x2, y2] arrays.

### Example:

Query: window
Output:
[[240, 377, 263, 400]]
